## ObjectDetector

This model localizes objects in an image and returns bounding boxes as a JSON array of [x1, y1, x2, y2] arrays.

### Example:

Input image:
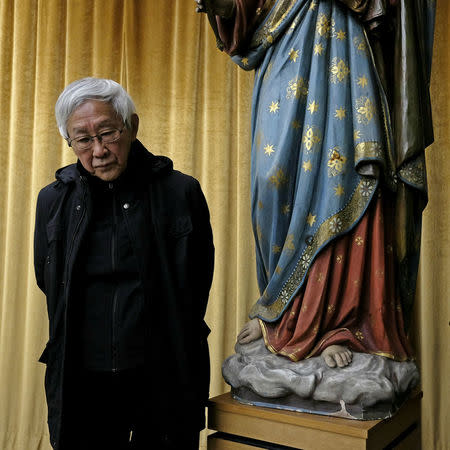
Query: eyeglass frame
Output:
[[66, 127, 124, 150]]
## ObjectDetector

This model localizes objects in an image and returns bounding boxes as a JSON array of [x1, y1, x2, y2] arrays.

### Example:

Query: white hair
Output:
[[55, 77, 136, 139]]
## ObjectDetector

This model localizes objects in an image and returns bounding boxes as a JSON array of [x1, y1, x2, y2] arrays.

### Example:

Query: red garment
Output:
[[261, 193, 413, 362], [216, 0, 267, 55]]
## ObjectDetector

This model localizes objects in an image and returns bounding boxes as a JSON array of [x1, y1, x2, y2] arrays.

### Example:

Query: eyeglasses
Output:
[[67, 128, 124, 151]]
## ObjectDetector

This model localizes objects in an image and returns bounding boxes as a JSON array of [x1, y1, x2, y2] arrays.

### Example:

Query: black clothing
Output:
[[62, 368, 199, 450], [34, 140, 214, 449], [73, 164, 146, 371]]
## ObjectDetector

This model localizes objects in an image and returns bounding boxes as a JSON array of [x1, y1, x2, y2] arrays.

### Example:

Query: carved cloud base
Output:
[[222, 338, 420, 420]]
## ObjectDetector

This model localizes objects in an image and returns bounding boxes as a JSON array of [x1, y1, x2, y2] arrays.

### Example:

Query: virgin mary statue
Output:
[[199, 0, 435, 369]]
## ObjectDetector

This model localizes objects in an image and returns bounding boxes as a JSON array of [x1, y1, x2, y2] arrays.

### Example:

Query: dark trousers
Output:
[[61, 368, 200, 450]]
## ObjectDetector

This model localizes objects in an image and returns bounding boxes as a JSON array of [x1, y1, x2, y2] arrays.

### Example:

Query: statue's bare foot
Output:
[[322, 345, 353, 368], [237, 318, 262, 345]]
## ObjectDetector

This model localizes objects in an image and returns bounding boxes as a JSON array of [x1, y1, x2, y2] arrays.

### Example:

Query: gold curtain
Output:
[[0, 1, 447, 449]]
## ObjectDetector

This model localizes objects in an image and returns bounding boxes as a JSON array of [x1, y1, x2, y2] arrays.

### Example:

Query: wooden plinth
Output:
[[207, 391, 421, 450]]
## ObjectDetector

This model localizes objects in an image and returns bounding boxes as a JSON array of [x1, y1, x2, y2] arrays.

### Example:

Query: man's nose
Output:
[[92, 137, 107, 157]]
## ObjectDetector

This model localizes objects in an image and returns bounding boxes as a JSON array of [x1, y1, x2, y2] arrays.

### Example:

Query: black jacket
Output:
[[34, 140, 214, 449]]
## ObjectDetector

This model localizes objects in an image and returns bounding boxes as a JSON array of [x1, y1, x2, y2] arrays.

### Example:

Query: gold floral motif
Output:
[[356, 96, 376, 124], [355, 331, 364, 341], [327, 147, 347, 176], [302, 126, 321, 151], [316, 13, 334, 37], [286, 75, 309, 101], [269, 167, 289, 189], [330, 58, 350, 84]]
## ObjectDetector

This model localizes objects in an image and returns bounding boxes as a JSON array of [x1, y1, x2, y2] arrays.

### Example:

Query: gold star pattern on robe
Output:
[[289, 48, 300, 62], [275, 265, 283, 274], [357, 75, 368, 87], [241, 57, 249, 66], [309, 1, 317, 10], [258, 200, 264, 210], [334, 184, 345, 196], [335, 107, 346, 120], [302, 160, 312, 172], [284, 234, 295, 251], [282, 204, 291, 215], [335, 29, 347, 40], [264, 144, 275, 155], [307, 100, 319, 114], [306, 213, 316, 226], [269, 101, 280, 113], [272, 244, 281, 254], [314, 43, 324, 55], [354, 130, 362, 141], [291, 119, 301, 130]]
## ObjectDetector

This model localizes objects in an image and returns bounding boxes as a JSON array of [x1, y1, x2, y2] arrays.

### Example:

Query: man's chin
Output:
[[92, 166, 123, 182]]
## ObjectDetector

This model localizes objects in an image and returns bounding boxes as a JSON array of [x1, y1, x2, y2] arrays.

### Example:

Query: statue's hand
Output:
[[195, 0, 206, 13], [237, 318, 263, 345], [195, 0, 236, 18]]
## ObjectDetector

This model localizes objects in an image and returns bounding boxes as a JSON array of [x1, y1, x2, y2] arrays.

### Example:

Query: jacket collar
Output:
[[54, 139, 173, 185]]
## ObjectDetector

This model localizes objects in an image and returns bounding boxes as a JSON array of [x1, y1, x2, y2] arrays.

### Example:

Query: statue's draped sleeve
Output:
[[214, 0, 271, 55]]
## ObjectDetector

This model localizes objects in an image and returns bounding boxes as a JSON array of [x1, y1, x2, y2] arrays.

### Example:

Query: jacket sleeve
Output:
[[187, 179, 215, 322], [34, 189, 49, 294]]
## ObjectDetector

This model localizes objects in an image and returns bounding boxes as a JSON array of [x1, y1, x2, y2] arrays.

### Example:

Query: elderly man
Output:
[[34, 77, 214, 450]]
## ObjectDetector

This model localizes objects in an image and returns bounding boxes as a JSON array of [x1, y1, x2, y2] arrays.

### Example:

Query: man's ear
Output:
[[130, 114, 139, 141]]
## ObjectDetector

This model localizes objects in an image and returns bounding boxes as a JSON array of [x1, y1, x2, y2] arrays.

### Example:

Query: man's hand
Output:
[[194, 0, 236, 18]]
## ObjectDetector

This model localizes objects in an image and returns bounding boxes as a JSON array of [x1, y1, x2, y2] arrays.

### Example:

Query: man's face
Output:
[[66, 100, 139, 181]]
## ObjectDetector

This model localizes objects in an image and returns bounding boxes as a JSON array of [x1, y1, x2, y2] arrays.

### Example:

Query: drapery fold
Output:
[[0, 1, 448, 449]]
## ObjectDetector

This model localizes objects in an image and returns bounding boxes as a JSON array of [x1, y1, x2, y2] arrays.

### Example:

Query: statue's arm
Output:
[[196, 0, 268, 55]]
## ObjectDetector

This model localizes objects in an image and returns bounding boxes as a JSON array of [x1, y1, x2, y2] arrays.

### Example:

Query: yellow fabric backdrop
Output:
[[0, 1, 447, 449]]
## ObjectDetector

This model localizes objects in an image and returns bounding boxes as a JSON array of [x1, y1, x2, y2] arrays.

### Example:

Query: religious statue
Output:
[[197, 0, 435, 418]]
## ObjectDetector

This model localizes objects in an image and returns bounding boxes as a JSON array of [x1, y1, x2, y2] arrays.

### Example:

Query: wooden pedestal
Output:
[[207, 391, 421, 450]]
